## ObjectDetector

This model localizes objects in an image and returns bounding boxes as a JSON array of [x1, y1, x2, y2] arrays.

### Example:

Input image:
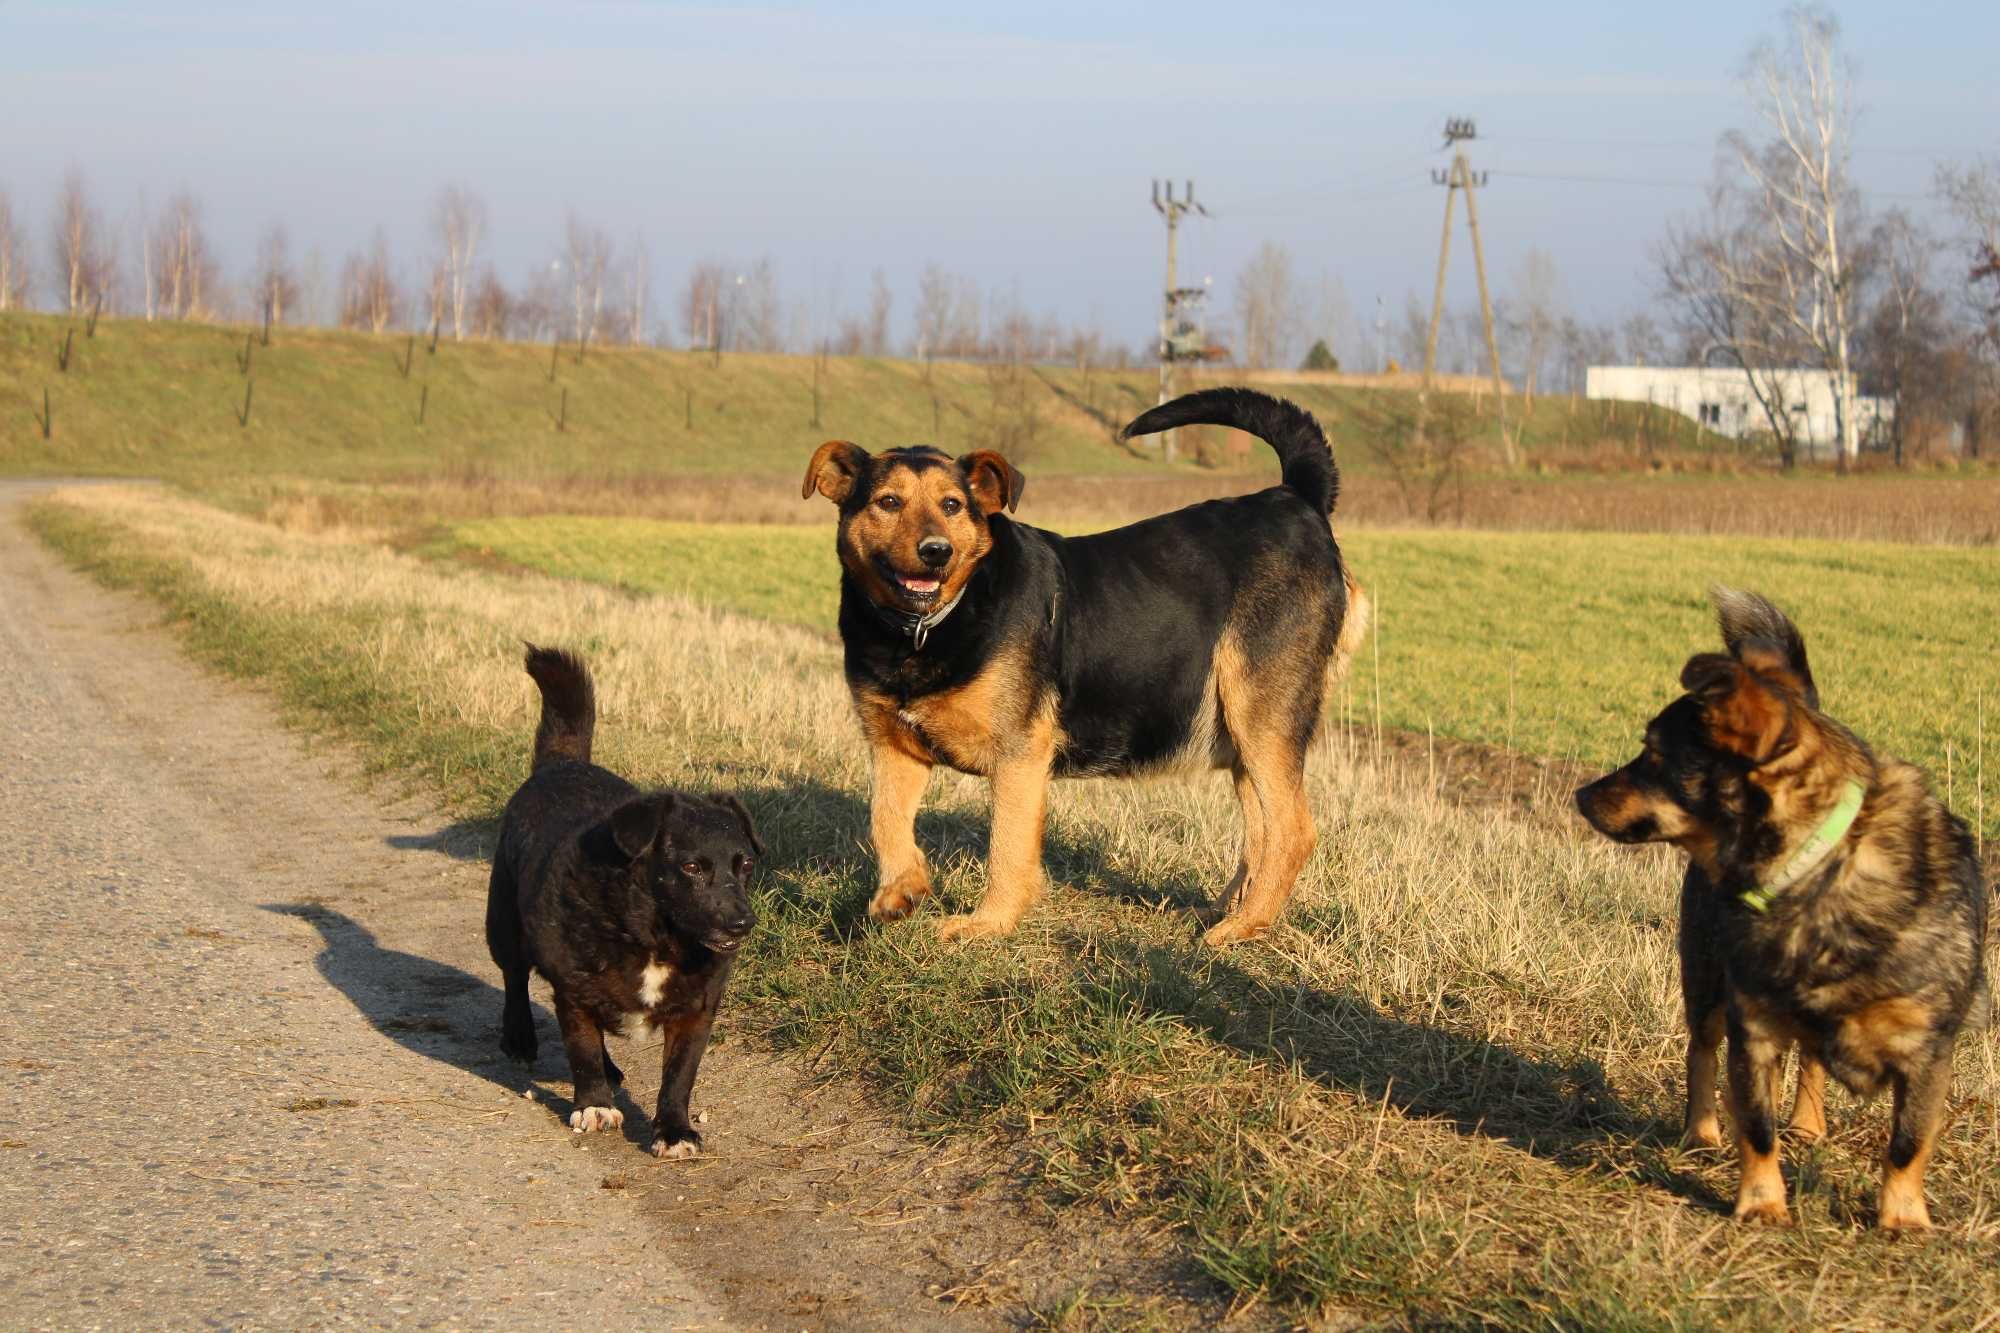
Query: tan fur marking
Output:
[[1788, 1050, 1828, 1142], [1328, 565, 1371, 687], [1840, 996, 1932, 1071], [937, 699, 1059, 939], [896, 643, 1038, 778], [1684, 1006, 1726, 1149], [862, 731, 934, 923], [1204, 635, 1318, 945]]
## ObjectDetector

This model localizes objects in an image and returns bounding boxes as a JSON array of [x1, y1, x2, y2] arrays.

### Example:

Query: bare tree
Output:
[[1936, 157, 2000, 458], [0, 187, 30, 311], [864, 268, 892, 356], [1723, 5, 1863, 467], [1307, 272, 1353, 371], [252, 224, 300, 326], [562, 214, 612, 348], [1619, 311, 1668, 366], [1505, 247, 1566, 406], [622, 232, 652, 344], [680, 262, 727, 351], [51, 170, 107, 314], [339, 228, 402, 332], [432, 186, 486, 340], [467, 266, 513, 340], [913, 264, 952, 364], [149, 190, 218, 321], [735, 257, 782, 352], [1233, 241, 1303, 369], [1851, 211, 1939, 462]]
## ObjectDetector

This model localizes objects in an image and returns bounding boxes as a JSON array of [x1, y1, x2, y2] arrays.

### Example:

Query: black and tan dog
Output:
[[1576, 589, 1987, 1229], [801, 387, 1368, 945], [486, 646, 761, 1158]]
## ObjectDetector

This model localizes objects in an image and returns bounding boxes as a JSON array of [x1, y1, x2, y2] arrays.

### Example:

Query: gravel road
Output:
[[0, 483, 1161, 1330]]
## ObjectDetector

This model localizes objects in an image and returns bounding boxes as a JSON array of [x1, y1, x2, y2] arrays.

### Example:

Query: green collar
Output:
[[1738, 779, 1866, 914]]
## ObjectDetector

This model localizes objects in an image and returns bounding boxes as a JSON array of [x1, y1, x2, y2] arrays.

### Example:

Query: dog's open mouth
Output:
[[703, 932, 748, 953], [875, 557, 943, 605]]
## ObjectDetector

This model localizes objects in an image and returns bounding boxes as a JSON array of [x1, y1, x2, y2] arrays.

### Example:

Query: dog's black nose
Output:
[[917, 537, 952, 569], [726, 914, 755, 937]]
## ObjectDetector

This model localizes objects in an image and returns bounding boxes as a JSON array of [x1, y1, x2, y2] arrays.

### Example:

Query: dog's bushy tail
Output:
[[1119, 388, 1338, 517], [523, 643, 595, 772]]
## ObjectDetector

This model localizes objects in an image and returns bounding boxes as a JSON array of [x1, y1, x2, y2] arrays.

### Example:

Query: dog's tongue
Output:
[[901, 575, 941, 594]]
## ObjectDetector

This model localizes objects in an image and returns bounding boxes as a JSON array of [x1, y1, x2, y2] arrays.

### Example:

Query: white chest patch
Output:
[[638, 959, 675, 1009]]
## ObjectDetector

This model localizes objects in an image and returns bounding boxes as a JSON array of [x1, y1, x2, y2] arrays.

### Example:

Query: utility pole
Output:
[[1151, 179, 1209, 462], [1422, 117, 1515, 466]]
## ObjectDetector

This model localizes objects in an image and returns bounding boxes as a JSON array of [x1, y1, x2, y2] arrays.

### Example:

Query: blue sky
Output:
[[2, 1, 1993, 355]]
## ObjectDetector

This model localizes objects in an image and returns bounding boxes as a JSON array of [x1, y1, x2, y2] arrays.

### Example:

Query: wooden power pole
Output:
[[1422, 117, 1514, 466], [1151, 179, 1208, 462]]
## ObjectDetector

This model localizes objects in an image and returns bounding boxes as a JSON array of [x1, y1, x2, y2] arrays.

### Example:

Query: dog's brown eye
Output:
[[940, 497, 963, 516], [680, 860, 703, 877], [737, 856, 754, 876], [876, 494, 902, 512]]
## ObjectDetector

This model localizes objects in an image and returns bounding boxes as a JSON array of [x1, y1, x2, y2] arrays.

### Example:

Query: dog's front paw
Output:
[[1201, 914, 1273, 948], [869, 872, 932, 923], [568, 1104, 624, 1135], [1878, 1189, 1933, 1232], [934, 912, 1017, 941], [1732, 1194, 1791, 1226], [650, 1131, 701, 1160]]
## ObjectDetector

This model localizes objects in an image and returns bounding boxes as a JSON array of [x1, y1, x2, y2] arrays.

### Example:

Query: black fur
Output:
[[842, 397, 1348, 778], [485, 645, 761, 1157]]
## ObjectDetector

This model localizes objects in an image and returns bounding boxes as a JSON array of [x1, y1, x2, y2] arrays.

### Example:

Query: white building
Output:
[[1583, 365, 1891, 456]]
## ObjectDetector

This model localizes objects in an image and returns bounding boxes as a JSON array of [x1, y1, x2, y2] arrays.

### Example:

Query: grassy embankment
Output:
[[3, 308, 1739, 487], [29, 482, 2000, 1328], [433, 514, 1997, 842]]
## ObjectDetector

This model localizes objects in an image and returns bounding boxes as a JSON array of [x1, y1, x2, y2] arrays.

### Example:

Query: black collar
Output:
[[864, 585, 966, 651]]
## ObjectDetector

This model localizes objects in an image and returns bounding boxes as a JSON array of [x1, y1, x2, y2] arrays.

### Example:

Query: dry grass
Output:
[[29, 481, 2000, 1327], [230, 465, 2000, 549]]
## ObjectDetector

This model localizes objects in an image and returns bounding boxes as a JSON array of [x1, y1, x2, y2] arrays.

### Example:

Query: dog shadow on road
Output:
[[261, 901, 657, 1149]]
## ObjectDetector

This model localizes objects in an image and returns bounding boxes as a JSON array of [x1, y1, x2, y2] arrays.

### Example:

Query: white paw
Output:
[[569, 1105, 624, 1134], [650, 1137, 700, 1160]]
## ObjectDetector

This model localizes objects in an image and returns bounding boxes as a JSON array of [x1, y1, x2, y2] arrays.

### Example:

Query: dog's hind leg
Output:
[[1879, 1050, 1952, 1230], [1211, 762, 1265, 921], [867, 740, 935, 923], [1205, 641, 1317, 947]]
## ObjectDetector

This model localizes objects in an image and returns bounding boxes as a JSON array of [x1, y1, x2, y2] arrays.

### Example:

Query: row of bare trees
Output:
[[1657, 5, 2000, 466]]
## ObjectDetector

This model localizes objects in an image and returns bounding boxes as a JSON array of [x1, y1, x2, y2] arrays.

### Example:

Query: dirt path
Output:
[[0, 483, 1206, 1329]]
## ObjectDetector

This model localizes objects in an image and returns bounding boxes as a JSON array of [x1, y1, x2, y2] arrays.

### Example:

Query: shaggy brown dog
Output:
[[1576, 589, 1987, 1229], [802, 387, 1367, 945]]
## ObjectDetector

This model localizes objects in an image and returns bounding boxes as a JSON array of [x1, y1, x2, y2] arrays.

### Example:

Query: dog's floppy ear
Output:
[[957, 450, 1024, 515], [1681, 652, 1792, 763], [713, 794, 765, 857], [608, 793, 675, 861], [801, 440, 869, 504]]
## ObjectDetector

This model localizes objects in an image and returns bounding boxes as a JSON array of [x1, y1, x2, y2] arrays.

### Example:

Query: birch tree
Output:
[[51, 170, 104, 314], [562, 213, 611, 348], [1233, 241, 1302, 370], [253, 224, 299, 326], [1506, 247, 1566, 406], [1724, 5, 1862, 466], [433, 186, 485, 340], [0, 188, 30, 311]]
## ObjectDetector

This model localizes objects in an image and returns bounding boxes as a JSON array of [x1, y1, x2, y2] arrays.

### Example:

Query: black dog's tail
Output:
[[1711, 587, 1817, 708], [523, 643, 595, 771], [1120, 387, 1338, 517]]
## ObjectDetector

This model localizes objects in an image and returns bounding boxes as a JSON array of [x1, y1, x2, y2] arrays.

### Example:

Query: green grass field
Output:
[[3, 310, 1737, 487], [29, 481, 2000, 1327], [440, 513, 1999, 839]]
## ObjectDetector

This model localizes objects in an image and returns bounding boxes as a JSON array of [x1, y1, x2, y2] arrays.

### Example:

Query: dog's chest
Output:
[[611, 958, 677, 1040]]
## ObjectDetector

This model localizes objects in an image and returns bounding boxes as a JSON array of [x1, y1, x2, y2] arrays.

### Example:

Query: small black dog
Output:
[[485, 645, 760, 1158]]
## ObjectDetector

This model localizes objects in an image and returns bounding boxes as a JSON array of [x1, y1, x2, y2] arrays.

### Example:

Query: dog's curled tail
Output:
[[523, 643, 595, 772], [1119, 387, 1338, 517]]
